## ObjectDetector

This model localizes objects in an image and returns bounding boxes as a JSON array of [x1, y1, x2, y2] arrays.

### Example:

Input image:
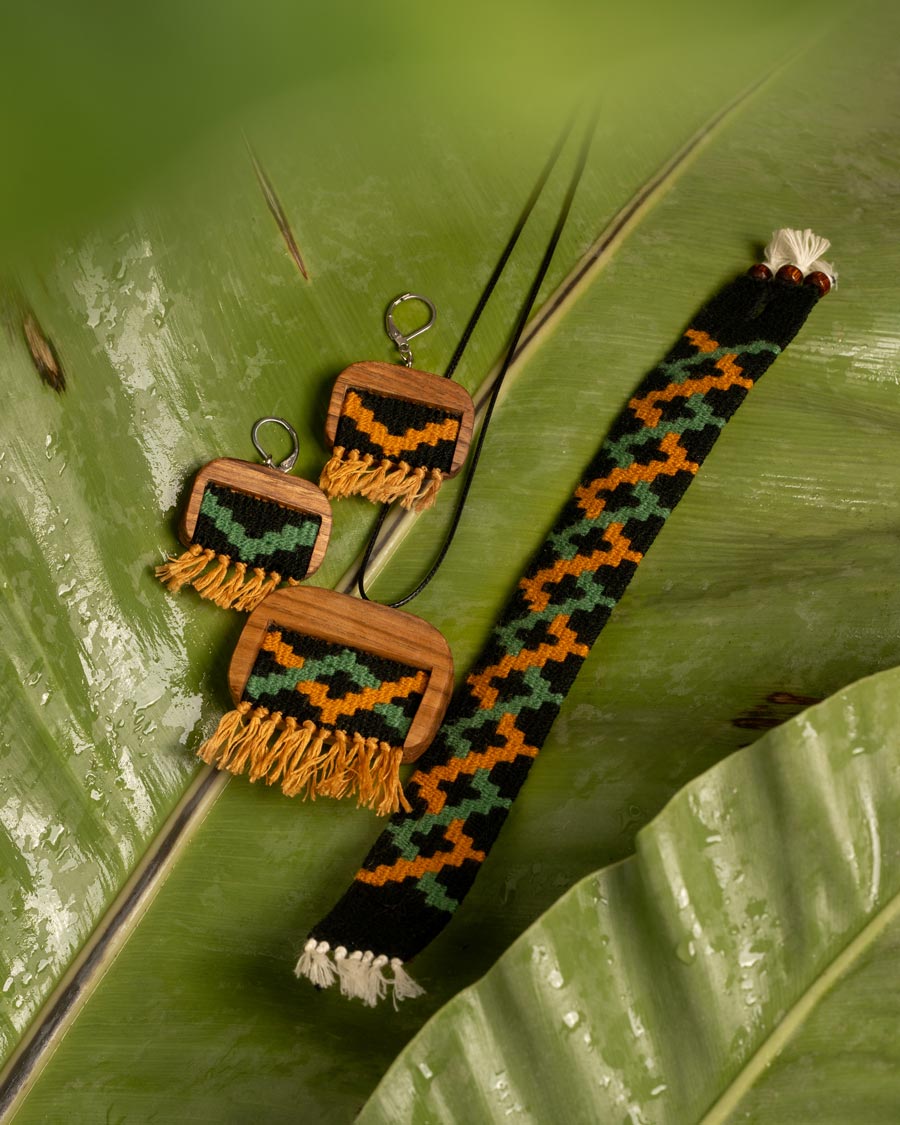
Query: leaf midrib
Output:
[[698, 885, 900, 1123]]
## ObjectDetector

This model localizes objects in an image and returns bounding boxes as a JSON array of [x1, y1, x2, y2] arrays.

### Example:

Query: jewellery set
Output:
[[155, 118, 835, 1006]]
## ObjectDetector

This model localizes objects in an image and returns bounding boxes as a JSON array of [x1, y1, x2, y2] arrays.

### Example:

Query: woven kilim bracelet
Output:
[[296, 229, 835, 1006]]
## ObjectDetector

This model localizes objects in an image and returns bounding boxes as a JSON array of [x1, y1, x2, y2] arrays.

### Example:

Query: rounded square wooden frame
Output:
[[324, 361, 475, 477], [179, 457, 333, 579], [229, 586, 454, 762]]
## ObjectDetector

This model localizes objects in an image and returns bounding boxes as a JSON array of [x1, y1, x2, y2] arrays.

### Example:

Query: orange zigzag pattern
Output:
[[629, 352, 753, 428], [409, 713, 539, 816], [519, 523, 642, 613], [262, 631, 304, 669], [575, 431, 699, 519], [261, 631, 427, 726], [343, 390, 460, 458], [356, 817, 486, 887], [466, 614, 590, 710], [684, 328, 719, 353]]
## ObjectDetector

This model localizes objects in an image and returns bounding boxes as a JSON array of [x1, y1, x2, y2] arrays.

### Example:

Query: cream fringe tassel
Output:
[[294, 939, 425, 1007], [320, 447, 443, 512], [763, 227, 836, 283], [197, 704, 411, 816], [156, 544, 285, 611]]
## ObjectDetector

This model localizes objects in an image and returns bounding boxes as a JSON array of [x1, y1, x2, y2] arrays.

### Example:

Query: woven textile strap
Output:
[[308, 273, 822, 966]]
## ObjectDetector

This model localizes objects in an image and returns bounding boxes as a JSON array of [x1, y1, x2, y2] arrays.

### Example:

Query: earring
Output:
[[155, 417, 332, 612], [318, 294, 475, 513]]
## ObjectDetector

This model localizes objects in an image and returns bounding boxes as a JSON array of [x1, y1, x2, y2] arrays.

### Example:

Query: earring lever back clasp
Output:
[[385, 292, 437, 367], [251, 416, 300, 473]]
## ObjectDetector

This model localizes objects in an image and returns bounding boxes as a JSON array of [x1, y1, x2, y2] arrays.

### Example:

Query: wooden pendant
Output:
[[229, 586, 453, 763], [196, 586, 453, 816], [156, 457, 332, 612], [320, 361, 475, 513]]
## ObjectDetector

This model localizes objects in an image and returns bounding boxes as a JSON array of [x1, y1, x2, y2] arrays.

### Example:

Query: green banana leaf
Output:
[[360, 664, 900, 1124], [2, 0, 898, 1121]]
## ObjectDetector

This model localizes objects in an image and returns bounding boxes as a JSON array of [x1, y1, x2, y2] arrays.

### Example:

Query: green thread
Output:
[[385, 768, 511, 857], [549, 481, 672, 561], [603, 393, 726, 470], [247, 647, 386, 700], [199, 489, 319, 557], [417, 871, 461, 912], [658, 339, 779, 385], [494, 573, 617, 657], [372, 700, 418, 733]]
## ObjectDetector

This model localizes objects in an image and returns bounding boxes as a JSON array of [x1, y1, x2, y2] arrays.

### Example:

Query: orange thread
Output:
[[466, 616, 590, 708], [628, 355, 753, 428], [575, 432, 699, 519], [356, 818, 485, 887], [684, 328, 720, 353], [262, 630, 305, 670], [261, 630, 426, 724], [518, 524, 643, 613], [411, 713, 538, 816], [342, 391, 460, 458], [293, 671, 428, 726]]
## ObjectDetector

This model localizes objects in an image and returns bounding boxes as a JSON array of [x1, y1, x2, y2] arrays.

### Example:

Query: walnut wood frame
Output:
[[180, 458, 333, 579], [229, 586, 454, 762], [324, 361, 475, 477]]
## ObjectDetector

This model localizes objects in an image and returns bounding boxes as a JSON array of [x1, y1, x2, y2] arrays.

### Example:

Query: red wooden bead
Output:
[[747, 263, 772, 280], [804, 270, 832, 297], [775, 264, 803, 285]]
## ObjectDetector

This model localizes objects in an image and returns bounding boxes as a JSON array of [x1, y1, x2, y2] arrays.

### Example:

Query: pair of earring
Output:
[[156, 296, 469, 815]]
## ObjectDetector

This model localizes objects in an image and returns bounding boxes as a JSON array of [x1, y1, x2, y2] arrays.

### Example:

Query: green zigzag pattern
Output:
[[386, 767, 511, 858], [246, 647, 390, 699], [247, 646, 422, 733], [199, 489, 319, 557], [656, 338, 779, 385]]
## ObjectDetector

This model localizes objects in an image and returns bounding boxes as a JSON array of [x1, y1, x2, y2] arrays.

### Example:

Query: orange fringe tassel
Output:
[[196, 707, 410, 815], [155, 546, 282, 612], [319, 447, 445, 513]]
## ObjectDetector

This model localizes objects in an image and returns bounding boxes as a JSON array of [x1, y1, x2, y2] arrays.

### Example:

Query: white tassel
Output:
[[332, 946, 350, 995], [390, 957, 425, 1006], [294, 939, 336, 988], [357, 951, 379, 1007], [295, 943, 425, 1007], [369, 955, 390, 1006], [347, 951, 390, 1007], [332, 949, 395, 1006], [335, 948, 367, 999], [763, 228, 836, 282]]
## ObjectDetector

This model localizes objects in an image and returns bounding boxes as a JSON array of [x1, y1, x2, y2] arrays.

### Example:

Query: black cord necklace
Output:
[[355, 113, 596, 607]]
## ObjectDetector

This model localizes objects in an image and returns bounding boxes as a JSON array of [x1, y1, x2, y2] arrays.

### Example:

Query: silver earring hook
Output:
[[384, 293, 437, 367], [251, 416, 300, 473]]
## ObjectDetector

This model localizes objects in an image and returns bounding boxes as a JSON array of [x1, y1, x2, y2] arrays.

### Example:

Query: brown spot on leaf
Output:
[[732, 714, 780, 731], [767, 691, 822, 707], [732, 690, 823, 736]]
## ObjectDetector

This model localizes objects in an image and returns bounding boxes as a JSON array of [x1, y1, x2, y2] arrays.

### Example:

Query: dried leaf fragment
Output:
[[245, 137, 310, 280], [23, 311, 65, 392]]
